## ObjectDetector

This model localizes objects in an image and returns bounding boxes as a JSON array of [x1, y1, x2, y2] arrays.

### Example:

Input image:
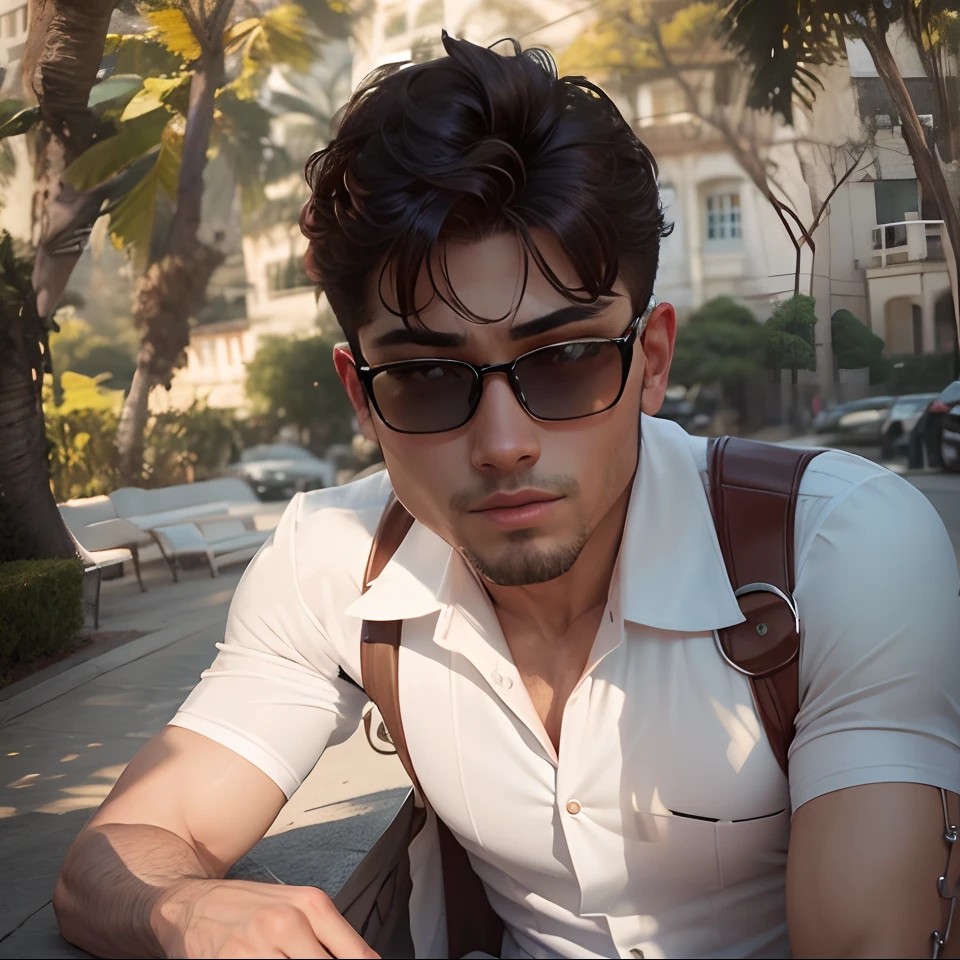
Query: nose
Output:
[[468, 372, 541, 475]]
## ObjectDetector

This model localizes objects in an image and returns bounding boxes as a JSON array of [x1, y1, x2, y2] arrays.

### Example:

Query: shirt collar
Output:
[[618, 414, 744, 632], [345, 413, 744, 633]]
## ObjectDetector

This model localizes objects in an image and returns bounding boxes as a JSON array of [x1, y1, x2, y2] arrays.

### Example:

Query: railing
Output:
[[870, 219, 945, 268]]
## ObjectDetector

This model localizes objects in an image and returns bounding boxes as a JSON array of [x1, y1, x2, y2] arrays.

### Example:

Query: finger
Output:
[[277, 913, 333, 959], [293, 887, 380, 959]]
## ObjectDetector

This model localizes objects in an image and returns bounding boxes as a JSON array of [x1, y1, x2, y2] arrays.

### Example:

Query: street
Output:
[[907, 471, 960, 557]]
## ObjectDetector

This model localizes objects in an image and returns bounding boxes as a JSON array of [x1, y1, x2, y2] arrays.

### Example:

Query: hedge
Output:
[[0, 559, 85, 682]]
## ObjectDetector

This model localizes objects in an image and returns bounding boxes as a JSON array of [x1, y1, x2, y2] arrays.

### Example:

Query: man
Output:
[[55, 35, 959, 959]]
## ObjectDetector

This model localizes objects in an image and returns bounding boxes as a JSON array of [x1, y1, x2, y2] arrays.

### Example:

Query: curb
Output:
[[0, 610, 227, 726]]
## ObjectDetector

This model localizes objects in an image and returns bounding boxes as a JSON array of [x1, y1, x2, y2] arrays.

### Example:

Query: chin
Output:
[[461, 534, 587, 587]]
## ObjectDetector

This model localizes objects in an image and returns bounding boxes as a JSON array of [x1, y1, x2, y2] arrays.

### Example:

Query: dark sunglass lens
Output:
[[514, 340, 623, 420], [371, 362, 478, 433]]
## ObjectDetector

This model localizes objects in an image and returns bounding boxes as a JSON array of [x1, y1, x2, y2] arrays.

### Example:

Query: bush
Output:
[[884, 353, 957, 394], [765, 295, 817, 372], [246, 334, 355, 449], [670, 297, 766, 389], [832, 309, 885, 369], [45, 375, 241, 498], [0, 559, 85, 683]]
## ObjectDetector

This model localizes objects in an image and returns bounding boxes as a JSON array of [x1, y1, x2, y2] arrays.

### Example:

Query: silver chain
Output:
[[931, 789, 958, 959]]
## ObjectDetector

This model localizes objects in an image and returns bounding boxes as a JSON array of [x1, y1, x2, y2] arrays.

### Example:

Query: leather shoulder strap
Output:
[[358, 493, 504, 959], [359, 494, 419, 791], [707, 436, 823, 775]]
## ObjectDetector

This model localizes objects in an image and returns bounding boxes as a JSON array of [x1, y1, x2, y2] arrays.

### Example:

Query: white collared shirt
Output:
[[172, 415, 960, 959]]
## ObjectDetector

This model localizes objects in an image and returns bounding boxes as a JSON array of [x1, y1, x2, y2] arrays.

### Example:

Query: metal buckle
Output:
[[712, 582, 800, 678]]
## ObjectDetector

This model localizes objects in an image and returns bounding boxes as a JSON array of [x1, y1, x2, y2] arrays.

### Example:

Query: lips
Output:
[[469, 490, 563, 512]]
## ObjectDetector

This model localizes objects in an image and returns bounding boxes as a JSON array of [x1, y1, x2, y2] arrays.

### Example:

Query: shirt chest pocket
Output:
[[715, 809, 790, 888], [591, 808, 790, 918]]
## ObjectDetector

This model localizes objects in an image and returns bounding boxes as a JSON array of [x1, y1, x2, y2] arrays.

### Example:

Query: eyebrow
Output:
[[370, 302, 609, 349]]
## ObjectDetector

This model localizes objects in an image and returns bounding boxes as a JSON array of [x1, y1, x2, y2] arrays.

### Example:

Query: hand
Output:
[[152, 878, 380, 959]]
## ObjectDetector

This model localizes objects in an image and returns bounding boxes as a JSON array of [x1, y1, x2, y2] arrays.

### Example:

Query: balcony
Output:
[[869, 219, 945, 268]]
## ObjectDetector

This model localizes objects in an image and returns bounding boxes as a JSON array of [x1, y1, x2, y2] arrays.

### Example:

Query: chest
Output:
[[397, 614, 791, 921]]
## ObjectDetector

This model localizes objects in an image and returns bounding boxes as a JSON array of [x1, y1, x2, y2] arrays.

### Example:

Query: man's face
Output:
[[335, 231, 675, 587]]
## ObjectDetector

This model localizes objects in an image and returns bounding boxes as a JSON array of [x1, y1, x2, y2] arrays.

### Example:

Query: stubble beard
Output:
[[461, 524, 591, 587]]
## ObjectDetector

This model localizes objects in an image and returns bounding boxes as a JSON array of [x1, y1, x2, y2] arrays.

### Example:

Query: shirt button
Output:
[[565, 799, 582, 815]]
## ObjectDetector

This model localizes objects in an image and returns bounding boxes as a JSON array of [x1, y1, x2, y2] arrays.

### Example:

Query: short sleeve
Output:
[[170, 494, 368, 798], [789, 471, 960, 811]]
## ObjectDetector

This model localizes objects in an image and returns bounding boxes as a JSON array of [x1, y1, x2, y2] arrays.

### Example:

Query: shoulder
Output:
[[283, 466, 394, 594], [686, 433, 948, 571]]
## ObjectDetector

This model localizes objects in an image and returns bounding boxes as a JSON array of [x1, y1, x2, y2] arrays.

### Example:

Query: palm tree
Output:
[[0, 0, 119, 562], [59, 1, 336, 483]]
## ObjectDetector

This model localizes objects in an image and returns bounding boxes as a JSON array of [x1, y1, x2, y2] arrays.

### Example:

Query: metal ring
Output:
[[713, 582, 801, 678]]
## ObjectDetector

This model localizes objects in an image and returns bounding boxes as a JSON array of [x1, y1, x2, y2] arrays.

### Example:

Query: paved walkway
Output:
[[0, 562, 408, 959]]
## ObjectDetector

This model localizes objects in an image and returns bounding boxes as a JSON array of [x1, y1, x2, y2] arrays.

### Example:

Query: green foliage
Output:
[[885, 352, 957, 394], [141, 403, 241, 487], [45, 368, 241, 500], [831, 308, 886, 370], [765, 295, 817, 372], [246, 334, 354, 445], [212, 92, 294, 216], [0, 101, 41, 140], [0, 560, 85, 684], [0, 230, 47, 374], [48, 310, 137, 396], [719, 1, 960, 124], [670, 297, 766, 389]]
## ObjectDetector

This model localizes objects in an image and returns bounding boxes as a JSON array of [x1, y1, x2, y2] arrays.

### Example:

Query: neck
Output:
[[482, 480, 633, 638]]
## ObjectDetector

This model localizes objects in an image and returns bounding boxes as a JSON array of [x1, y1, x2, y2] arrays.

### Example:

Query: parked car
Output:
[[225, 444, 337, 501], [933, 380, 960, 471], [812, 395, 894, 445], [656, 387, 716, 434], [879, 393, 940, 459]]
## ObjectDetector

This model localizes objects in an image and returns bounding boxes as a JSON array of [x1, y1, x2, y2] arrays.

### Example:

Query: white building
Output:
[[347, 3, 957, 407], [0, 0, 26, 73], [623, 26, 956, 398]]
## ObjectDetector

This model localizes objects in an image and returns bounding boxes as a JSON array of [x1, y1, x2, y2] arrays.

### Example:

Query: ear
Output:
[[333, 344, 379, 444], [638, 302, 677, 417]]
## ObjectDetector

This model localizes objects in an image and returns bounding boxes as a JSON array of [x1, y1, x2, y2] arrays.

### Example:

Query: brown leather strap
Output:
[[708, 437, 823, 774], [360, 494, 504, 958]]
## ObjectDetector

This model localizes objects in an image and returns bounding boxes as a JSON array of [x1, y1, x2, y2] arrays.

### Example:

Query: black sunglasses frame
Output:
[[353, 308, 649, 435]]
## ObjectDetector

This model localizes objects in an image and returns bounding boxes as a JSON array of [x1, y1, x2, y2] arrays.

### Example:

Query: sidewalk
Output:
[[0, 565, 409, 959]]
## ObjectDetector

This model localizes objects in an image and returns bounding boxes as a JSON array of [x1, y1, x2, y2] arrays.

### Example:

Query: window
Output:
[[874, 178, 918, 225], [266, 255, 311, 295], [912, 304, 923, 355], [705, 192, 742, 241]]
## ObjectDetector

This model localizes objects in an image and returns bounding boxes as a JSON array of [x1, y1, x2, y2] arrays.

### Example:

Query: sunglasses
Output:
[[353, 301, 653, 435]]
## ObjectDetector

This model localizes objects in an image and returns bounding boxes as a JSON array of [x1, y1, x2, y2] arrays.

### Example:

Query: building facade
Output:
[[348, 2, 958, 407]]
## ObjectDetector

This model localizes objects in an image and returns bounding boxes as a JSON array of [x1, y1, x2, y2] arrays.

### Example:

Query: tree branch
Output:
[[809, 144, 869, 235]]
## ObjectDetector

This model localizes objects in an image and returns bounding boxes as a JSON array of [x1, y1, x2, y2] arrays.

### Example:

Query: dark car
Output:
[[813, 395, 894, 445], [656, 389, 716, 434], [880, 393, 940, 459], [225, 443, 337, 501], [934, 381, 960, 471]]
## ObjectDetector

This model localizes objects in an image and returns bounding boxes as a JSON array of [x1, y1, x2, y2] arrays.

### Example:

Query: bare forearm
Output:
[[54, 823, 213, 959]]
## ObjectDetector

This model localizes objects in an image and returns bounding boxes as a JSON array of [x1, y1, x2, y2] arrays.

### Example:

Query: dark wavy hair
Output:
[[300, 33, 671, 347]]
